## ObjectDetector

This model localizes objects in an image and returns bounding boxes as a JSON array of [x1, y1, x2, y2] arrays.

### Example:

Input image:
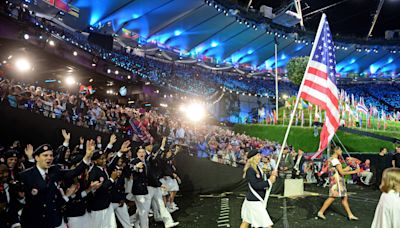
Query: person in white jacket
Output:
[[371, 167, 400, 228]]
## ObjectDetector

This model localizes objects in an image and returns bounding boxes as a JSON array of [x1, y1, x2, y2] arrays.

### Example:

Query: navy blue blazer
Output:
[[245, 167, 271, 201], [18, 161, 88, 228]]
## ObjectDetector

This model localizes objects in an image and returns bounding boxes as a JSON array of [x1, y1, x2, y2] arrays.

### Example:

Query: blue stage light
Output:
[[174, 30, 182, 36]]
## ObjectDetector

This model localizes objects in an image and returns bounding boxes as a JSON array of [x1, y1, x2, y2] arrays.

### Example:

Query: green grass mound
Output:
[[233, 124, 399, 153]]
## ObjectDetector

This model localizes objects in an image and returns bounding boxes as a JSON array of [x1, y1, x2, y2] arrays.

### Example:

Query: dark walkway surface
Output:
[[152, 184, 380, 227]]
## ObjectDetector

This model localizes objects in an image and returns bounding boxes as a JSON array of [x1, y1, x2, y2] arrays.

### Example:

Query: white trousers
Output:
[[133, 194, 151, 228], [148, 186, 174, 226], [67, 213, 90, 228], [90, 204, 117, 228], [112, 203, 132, 228], [360, 171, 373, 185], [55, 220, 67, 228]]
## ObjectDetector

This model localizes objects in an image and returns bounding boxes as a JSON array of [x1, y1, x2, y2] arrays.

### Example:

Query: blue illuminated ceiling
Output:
[[42, 0, 400, 74]]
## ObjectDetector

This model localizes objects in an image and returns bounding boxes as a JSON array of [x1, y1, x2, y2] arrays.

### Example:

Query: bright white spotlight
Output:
[[73, 51, 78, 56], [115, 70, 119, 75], [185, 103, 205, 122], [179, 105, 186, 112], [15, 58, 31, 72], [65, 76, 76, 85], [24, 34, 29, 40], [48, 40, 55, 46], [107, 69, 111, 74]]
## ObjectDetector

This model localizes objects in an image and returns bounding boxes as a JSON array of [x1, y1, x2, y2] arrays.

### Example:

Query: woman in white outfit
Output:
[[371, 167, 400, 228], [240, 149, 277, 228]]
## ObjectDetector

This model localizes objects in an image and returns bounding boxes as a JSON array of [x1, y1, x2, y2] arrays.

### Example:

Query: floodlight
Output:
[[185, 103, 206, 122], [15, 58, 31, 72], [73, 51, 78, 56], [24, 34, 29, 40], [65, 76, 76, 85]]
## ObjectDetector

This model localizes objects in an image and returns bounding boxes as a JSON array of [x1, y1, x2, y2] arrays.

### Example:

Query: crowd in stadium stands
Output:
[[0, 76, 282, 168], [2, 5, 299, 97], [3, 5, 399, 113], [340, 84, 400, 112], [367, 84, 400, 108], [340, 85, 390, 112]]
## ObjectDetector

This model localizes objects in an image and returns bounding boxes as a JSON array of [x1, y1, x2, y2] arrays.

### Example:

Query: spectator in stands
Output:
[[175, 123, 185, 145]]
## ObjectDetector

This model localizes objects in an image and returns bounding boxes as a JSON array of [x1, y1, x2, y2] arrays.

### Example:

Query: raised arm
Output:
[[23, 144, 34, 168], [103, 134, 117, 155], [59, 139, 95, 180], [107, 140, 130, 173]]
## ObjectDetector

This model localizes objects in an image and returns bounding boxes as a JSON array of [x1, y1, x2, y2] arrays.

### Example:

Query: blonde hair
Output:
[[243, 155, 260, 178], [380, 168, 400, 193]]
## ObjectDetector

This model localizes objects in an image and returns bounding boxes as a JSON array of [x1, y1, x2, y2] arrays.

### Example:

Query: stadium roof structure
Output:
[[25, 0, 400, 77]]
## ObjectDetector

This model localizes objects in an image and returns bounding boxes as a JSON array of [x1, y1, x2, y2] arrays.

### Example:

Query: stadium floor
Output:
[[151, 184, 380, 228]]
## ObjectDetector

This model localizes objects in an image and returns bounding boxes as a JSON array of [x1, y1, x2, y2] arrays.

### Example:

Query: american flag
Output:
[[298, 14, 339, 159]]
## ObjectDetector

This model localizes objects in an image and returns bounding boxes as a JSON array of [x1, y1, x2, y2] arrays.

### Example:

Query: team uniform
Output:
[[87, 150, 121, 228], [110, 166, 132, 228], [130, 157, 151, 228], [241, 150, 273, 228], [146, 149, 178, 228], [18, 144, 89, 228]]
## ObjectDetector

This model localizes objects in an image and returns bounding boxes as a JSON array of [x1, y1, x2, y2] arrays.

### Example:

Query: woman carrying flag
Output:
[[240, 149, 278, 228]]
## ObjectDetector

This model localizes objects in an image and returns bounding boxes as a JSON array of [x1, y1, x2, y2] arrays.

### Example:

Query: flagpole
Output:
[[275, 39, 279, 123], [327, 141, 331, 158], [264, 80, 303, 205], [264, 13, 329, 206]]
